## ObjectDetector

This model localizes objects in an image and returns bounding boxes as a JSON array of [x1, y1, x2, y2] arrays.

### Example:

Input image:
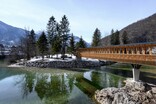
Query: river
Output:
[[0, 65, 155, 104]]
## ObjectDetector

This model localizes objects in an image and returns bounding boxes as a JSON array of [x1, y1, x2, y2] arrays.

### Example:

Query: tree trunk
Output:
[[42, 54, 44, 61]]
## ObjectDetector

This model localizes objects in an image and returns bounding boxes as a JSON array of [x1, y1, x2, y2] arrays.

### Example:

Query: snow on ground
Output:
[[28, 54, 99, 62], [28, 54, 77, 62], [8, 63, 24, 67], [8, 54, 100, 68], [81, 57, 99, 62]]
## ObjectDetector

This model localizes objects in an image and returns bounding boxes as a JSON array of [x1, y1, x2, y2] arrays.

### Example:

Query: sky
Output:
[[0, 0, 156, 42]]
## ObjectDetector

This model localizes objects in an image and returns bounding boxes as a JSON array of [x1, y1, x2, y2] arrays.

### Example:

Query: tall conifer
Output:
[[37, 32, 48, 60], [60, 15, 70, 59], [91, 28, 101, 47]]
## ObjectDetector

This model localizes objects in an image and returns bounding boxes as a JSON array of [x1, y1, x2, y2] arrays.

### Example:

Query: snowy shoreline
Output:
[[8, 63, 24, 68], [8, 54, 105, 68]]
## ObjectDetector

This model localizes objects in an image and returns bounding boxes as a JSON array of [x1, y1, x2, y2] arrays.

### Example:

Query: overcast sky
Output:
[[0, 0, 156, 42]]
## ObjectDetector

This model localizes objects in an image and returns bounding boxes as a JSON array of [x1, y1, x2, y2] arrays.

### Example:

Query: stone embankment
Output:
[[24, 60, 101, 68], [95, 79, 156, 104]]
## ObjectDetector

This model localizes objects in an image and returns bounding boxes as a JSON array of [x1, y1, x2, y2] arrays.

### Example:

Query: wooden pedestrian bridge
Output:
[[77, 42, 156, 81]]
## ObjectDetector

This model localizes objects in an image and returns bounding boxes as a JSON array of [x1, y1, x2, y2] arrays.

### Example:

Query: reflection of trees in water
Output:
[[91, 71, 124, 88], [22, 73, 35, 98], [14, 71, 35, 99], [19, 72, 79, 103], [35, 74, 48, 100], [16, 70, 126, 103], [35, 74, 69, 103], [66, 74, 76, 93]]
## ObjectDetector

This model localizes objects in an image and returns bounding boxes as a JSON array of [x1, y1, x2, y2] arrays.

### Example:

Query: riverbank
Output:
[[25, 59, 101, 68], [94, 78, 156, 104], [8, 56, 106, 68]]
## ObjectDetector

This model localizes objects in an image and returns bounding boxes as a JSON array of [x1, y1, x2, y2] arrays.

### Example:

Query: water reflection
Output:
[[101, 66, 156, 84], [0, 68, 126, 104], [16, 72, 78, 104], [90, 71, 124, 88], [20, 73, 36, 99]]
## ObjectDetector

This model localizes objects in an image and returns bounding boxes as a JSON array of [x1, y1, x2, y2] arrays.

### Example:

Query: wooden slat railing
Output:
[[78, 43, 156, 66]]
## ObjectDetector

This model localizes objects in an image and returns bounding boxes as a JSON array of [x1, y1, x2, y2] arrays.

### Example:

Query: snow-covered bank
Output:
[[8, 64, 23, 67], [8, 54, 105, 68], [8, 62, 25, 67]]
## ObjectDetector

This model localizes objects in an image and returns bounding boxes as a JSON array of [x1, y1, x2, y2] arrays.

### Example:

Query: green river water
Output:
[[0, 65, 155, 104]]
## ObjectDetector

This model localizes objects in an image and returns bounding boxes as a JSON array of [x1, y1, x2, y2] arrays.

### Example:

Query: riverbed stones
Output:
[[94, 79, 156, 104]]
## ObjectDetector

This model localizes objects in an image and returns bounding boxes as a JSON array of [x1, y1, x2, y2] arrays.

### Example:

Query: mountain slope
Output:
[[100, 13, 156, 46], [74, 36, 90, 47], [0, 21, 26, 45], [0, 21, 90, 47]]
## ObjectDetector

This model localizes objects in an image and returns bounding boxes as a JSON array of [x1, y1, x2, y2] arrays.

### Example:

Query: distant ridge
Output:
[[0, 21, 90, 47], [100, 13, 156, 46], [0, 21, 26, 45]]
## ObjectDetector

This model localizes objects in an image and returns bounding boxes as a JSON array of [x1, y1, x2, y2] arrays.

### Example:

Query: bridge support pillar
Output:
[[131, 64, 142, 81]]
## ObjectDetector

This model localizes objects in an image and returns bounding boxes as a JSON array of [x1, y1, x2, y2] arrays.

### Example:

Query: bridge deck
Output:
[[78, 43, 156, 66]]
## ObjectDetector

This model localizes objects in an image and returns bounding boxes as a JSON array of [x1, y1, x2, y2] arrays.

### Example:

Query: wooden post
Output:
[[136, 47, 140, 54], [149, 47, 152, 55], [142, 48, 145, 55], [131, 48, 134, 54], [118, 48, 121, 54], [121, 48, 123, 54], [126, 48, 129, 54]]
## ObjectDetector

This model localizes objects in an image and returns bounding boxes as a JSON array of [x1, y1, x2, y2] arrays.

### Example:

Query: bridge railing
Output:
[[78, 43, 156, 66]]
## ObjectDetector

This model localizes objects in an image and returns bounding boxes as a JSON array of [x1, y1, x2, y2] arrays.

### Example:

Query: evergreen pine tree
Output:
[[37, 32, 48, 60], [91, 28, 101, 47], [60, 15, 70, 59], [110, 30, 120, 45], [29, 29, 36, 57], [111, 29, 114, 35], [110, 29, 115, 45], [69, 33, 75, 55], [47, 16, 57, 46], [122, 31, 129, 44], [76, 36, 86, 48], [114, 30, 120, 45], [51, 23, 62, 58], [52, 35, 61, 58]]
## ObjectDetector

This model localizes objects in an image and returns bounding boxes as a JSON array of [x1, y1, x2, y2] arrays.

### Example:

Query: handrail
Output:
[[78, 43, 156, 66]]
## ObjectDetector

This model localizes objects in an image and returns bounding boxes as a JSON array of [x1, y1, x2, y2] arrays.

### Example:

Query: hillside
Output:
[[0, 21, 90, 47], [100, 13, 156, 46], [0, 21, 26, 45]]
